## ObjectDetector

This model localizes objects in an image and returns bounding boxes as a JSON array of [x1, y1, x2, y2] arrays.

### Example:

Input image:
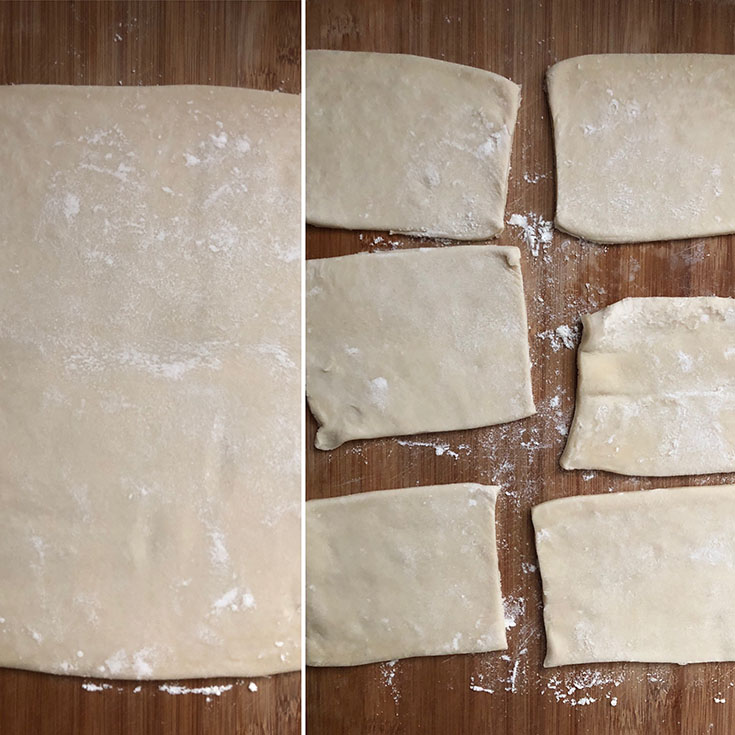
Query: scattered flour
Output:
[[379, 659, 401, 707], [395, 438, 471, 459], [159, 683, 233, 696], [537, 324, 579, 351], [503, 595, 526, 630], [507, 212, 553, 257], [82, 682, 112, 692]]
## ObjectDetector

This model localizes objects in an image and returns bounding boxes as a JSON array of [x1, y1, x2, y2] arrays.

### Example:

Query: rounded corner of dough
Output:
[[314, 427, 343, 451]]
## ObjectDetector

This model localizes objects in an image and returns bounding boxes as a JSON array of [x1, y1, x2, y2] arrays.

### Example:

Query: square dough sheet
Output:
[[561, 297, 735, 476], [306, 50, 521, 240], [548, 54, 735, 243], [534, 485, 735, 666], [306, 245, 535, 450], [306, 483, 507, 667], [0, 85, 300, 679]]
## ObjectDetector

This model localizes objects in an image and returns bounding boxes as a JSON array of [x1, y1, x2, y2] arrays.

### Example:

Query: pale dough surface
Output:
[[306, 50, 521, 240], [306, 245, 535, 450], [0, 85, 300, 678], [561, 297, 735, 476], [306, 483, 507, 667], [534, 484, 735, 666], [548, 54, 735, 243]]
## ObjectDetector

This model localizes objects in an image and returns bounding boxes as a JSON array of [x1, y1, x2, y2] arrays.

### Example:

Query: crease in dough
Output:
[[534, 484, 735, 666], [306, 50, 521, 240], [306, 483, 507, 667], [548, 54, 735, 243], [561, 296, 735, 476], [306, 245, 535, 450]]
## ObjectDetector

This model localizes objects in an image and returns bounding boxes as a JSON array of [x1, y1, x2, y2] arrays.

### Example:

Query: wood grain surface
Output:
[[0, 3, 300, 735], [305, 1, 735, 733]]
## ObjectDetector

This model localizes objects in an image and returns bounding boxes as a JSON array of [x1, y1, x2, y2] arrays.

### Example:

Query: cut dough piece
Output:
[[306, 245, 535, 450], [548, 54, 735, 243], [306, 50, 521, 240], [306, 483, 507, 666], [534, 484, 735, 666], [0, 86, 300, 678], [561, 297, 735, 476]]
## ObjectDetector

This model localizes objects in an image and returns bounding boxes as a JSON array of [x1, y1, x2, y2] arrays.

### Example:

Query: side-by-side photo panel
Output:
[[304, 1, 735, 734], [0, 3, 301, 734]]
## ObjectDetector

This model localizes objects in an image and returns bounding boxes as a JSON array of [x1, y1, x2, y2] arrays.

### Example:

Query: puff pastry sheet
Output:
[[307, 50, 520, 240], [534, 485, 735, 666], [0, 85, 300, 679], [548, 54, 735, 243], [306, 245, 535, 450], [306, 484, 507, 666], [562, 297, 735, 476]]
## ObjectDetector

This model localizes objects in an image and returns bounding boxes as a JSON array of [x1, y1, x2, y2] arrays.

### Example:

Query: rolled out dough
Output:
[[306, 483, 507, 667], [306, 245, 535, 450], [561, 297, 735, 476], [548, 54, 735, 243], [0, 86, 300, 678], [534, 484, 735, 666], [306, 50, 521, 240]]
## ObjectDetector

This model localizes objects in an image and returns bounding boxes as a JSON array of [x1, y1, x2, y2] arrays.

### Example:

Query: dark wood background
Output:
[[0, 3, 300, 735], [305, 1, 735, 733]]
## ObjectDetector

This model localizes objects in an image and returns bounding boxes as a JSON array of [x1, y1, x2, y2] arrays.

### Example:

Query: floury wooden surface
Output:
[[305, 1, 735, 733], [0, 3, 300, 735]]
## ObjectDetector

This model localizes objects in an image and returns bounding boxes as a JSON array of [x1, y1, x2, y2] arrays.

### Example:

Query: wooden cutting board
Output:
[[305, 1, 735, 733], [0, 3, 300, 735]]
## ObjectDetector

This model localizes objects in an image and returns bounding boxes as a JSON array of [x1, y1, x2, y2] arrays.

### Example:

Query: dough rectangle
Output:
[[561, 296, 735, 476], [306, 50, 521, 240], [548, 54, 735, 243], [306, 245, 535, 449], [0, 85, 300, 679], [306, 483, 507, 667], [533, 485, 735, 666]]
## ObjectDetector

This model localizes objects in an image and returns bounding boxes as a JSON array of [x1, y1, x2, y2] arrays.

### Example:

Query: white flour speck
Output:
[[212, 587, 240, 612], [368, 377, 389, 408], [82, 682, 112, 692], [538, 324, 579, 351], [476, 133, 502, 158], [677, 351, 693, 373], [64, 193, 80, 220], [210, 132, 228, 148], [523, 172, 547, 184], [159, 683, 233, 696], [508, 212, 553, 257], [395, 438, 469, 459], [208, 530, 230, 567], [503, 595, 526, 630], [379, 660, 401, 706]]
